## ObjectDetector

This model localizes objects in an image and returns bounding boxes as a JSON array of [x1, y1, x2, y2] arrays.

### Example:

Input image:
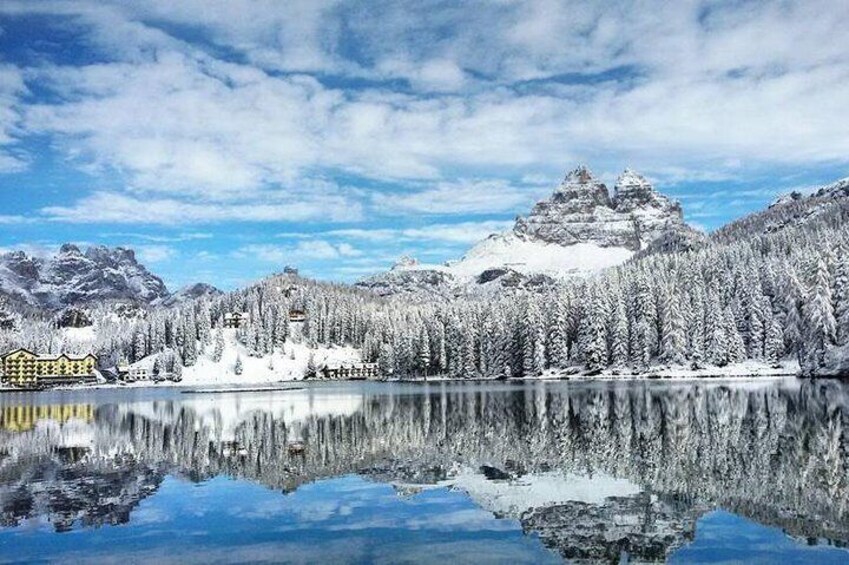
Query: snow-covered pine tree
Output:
[[832, 256, 849, 345], [765, 316, 784, 368], [610, 296, 629, 368], [212, 327, 224, 363], [660, 287, 686, 365], [580, 287, 608, 374], [802, 257, 837, 374], [547, 295, 570, 369]]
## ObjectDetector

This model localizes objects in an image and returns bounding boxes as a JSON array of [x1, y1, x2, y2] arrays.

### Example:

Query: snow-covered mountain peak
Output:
[[612, 168, 683, 221], [548, 165, 612, 209], [559, 165, 598, 187], [614, 168, 652, 198], [357, 164, 697, 296], [0, 244, 170, 310], [514, 165, 689, 251]]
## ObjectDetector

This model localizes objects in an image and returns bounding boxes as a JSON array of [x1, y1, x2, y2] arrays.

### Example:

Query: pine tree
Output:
[[661, 289, 686, 365], [306, 353, 318, 378], [416, 328, 431, 377], [832, 257, 849, 345], [547, 297, 570, 369], [234, 354, 243, 376], [706, 289, 727, 366], [765, 316, 784, 368], [212, 328, 224, 362], [725, 306, 746, 363], [803, 257, 837, 373], [580, 289, 608, 374], [610, 297, 629, 367]]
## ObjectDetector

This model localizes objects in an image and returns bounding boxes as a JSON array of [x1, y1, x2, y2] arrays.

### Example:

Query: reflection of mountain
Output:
[[1, 381, 849, 560]]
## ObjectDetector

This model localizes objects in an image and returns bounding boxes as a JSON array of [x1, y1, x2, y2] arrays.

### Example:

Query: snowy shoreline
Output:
[[1, 359, 808, 394]]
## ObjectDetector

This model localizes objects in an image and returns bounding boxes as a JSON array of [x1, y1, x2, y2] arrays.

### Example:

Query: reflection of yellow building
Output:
[[1, 348, 97, 388], [0, 403, 94, 432]]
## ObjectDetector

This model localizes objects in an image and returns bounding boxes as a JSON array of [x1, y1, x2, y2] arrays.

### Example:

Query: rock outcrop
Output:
[[514, 166, 691, 252]]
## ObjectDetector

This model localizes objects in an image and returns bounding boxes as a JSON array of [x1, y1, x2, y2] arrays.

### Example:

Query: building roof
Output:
[[37, 353, 96, 361], [1, 347, 37, 359], [1, 348, 95, 361]]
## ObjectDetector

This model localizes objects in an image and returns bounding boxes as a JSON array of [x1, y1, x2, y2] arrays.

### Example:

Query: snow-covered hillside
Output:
[[131, 326, 361, 387], [449, 232, 634, 279]]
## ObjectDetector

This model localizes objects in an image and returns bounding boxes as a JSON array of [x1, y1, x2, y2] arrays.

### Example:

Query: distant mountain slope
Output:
[[357, 166, 699, 295], [713, 176, 849, 245], [0, 244, 170, 310], [160, 282, 223, 307]]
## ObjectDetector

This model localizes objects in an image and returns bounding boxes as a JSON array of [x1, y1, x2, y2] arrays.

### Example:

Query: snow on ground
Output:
[[392, 233, 633, 282], [529, 358, 800, 381], [132, 326, 361, 387], [449, 232, 633, 279]]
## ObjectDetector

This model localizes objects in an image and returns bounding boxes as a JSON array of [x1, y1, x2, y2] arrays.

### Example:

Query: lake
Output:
[[1, 379, 848, 564]]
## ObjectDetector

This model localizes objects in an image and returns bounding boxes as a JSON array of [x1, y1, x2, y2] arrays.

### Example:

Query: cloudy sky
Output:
[[0, 0, 847, 290]]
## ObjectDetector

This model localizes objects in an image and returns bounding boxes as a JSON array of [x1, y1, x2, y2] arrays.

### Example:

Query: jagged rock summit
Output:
[[0, 244, 170, 310], [357, 165, 697, 296], [514, 166, 688, 251]]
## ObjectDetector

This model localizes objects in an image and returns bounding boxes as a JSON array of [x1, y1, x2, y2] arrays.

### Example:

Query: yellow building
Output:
[[1, 348, 97, 388]]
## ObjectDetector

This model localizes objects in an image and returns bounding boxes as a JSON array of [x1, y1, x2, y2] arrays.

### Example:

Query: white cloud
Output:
[[237, 240, 362, 263], [0, 214, 33, 224], [135, 244, 178, 263], [283, 220, 514, 245], [101, 232, 213, 242], [41, 191, 362, 224], [0, 64, 28, 172], [375, 180, 538, 215]]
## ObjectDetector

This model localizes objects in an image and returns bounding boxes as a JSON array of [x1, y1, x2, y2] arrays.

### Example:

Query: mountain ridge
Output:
[[0, 244, 218, 311]]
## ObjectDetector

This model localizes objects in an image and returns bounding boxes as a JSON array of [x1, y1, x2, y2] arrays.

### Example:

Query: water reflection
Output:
[[1, 379, 848, 562]]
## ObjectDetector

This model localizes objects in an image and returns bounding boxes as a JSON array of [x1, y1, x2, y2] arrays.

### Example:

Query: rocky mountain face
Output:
[[357, 165, 697, 296], [514, 166, 691, 251], [0, 244, 170, 310]]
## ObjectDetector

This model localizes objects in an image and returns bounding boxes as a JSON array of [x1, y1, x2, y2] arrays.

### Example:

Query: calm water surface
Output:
[[1, 379, 848, 564]]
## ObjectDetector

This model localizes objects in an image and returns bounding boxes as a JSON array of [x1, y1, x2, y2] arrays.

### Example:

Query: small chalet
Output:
[[117, 365, 151, 382], [289, 309, 306, 322], [223, 312, 248, 328]]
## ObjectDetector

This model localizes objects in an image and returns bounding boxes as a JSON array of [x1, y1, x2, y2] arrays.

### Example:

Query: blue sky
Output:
[[0, 1, 847, 290]]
